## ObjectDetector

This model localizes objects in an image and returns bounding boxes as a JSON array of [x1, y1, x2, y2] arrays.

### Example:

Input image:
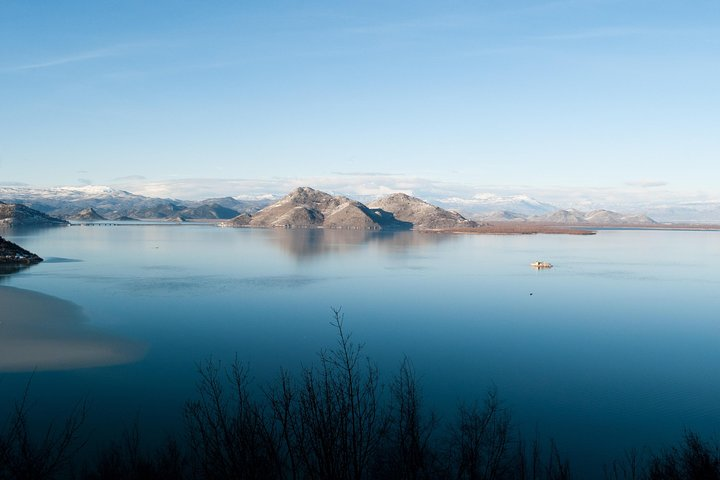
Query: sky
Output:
[[1, 0, 719, 205]]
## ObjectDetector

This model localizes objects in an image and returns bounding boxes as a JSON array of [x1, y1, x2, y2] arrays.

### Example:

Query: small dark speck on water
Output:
[[530, 293, 533, 295]]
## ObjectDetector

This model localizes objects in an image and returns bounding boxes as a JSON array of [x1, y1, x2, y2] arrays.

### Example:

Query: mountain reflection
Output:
[[0, 286, 146, 372], [0, 263, 33, 279], [269, 229, 453, 259]]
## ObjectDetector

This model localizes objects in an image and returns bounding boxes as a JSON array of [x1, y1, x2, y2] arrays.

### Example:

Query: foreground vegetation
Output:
[[2, 310, 719, 479]]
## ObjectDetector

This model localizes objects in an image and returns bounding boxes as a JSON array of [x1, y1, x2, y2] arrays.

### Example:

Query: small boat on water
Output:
[[530, 261, 553, 268]]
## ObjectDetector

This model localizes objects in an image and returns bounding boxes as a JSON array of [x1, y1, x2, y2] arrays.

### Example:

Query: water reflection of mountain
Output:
[[270, 229, 454, 260], [0, 263, 33, 279], [0, 286, 146, 372]]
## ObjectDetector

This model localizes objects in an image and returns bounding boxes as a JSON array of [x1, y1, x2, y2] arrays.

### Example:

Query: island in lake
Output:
[[219, 187, 600, 234], [220, 187, 482, 230]]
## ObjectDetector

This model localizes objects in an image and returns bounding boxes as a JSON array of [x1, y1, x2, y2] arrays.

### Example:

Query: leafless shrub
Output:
[[447, 387, 513, 480], [184, 358, 282, 479], [373, 357, 440, 480], [604, 448, 646, 480], [268, 307, 386, 480], [0, 377, 86, 480], [647, 431, 720, 480], [81, 418, 189, 480]]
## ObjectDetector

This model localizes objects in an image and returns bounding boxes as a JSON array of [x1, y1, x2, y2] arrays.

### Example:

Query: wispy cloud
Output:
[[625, 180, 668, 188], [534, 26, 648, 41], [3, 49, 117, 73], [338, 1, 583, 37], [113, 175, 147, 182], [340, 14, 479, 36], [105, 175, 631, 207], [1, 43, 150, 73], [533, 26, 720, 42], [0, 181, 30, 187], [331, 171, 402, 177]]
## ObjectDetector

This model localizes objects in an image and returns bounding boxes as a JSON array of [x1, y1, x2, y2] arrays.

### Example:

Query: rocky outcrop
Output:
[[0, 236, 43, 265], [368, 193, 478, 230], [0, 202, 69, 227]]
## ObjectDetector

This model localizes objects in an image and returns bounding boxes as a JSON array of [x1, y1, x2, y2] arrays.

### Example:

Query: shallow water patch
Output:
[[0, 286, 146, 372]]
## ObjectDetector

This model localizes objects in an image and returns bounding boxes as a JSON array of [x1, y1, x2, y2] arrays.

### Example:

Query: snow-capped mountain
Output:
[[527, 209, 657, 225], [476, 210, 529, 222], [434, 193, 558, 218], [0, 186, 271, 220], [0, 186, 146, 215], [640, 202, 720, 223]]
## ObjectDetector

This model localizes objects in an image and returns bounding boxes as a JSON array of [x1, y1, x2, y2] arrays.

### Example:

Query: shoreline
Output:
[[28, 219, 720, 235], [419, 222, 720, 236]]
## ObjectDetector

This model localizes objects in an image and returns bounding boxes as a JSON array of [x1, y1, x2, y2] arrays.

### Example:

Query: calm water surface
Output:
[[2, 225, 720, 476]]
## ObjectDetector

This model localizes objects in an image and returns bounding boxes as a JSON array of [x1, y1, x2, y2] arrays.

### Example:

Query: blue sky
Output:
[[1, 0, 718, 204]]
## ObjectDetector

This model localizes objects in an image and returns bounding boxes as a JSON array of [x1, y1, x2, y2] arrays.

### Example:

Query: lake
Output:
[[1, 224, 720, 477]]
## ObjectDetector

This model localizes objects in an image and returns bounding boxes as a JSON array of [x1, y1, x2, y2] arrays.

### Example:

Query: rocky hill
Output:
[[0, 236, 43, 265], [368, 193, 478, 230], [223, 187, 409, 230], [222, 188, 483, 230], [177, 203, 240, 220], [0, 202, 69, 227], [71, 207, 107, 221], [222, 213, 252, 227]]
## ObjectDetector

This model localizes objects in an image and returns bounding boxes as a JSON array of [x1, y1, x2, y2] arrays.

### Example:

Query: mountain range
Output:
[[435, 193, 557, 217], [0, 186, 270, 221], [477, 209, 656, 225], [0, 185, 676, 226], [220, 188, 657, 230]]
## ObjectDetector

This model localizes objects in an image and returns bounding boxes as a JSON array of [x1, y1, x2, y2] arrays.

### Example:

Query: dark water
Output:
[[2, 225, 720, 476]]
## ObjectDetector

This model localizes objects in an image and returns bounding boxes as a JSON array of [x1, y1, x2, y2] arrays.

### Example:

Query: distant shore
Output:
[[427, 224, 596, 235], [424, 222, 720, 236], [62, 219, 720, 235]]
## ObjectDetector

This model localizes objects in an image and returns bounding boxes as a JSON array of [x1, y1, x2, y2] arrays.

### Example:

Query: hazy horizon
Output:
[[3, 178, 720, 223]]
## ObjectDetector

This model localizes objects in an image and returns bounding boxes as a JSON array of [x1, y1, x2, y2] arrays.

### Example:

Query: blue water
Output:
[[2, 225, 720, 476]]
